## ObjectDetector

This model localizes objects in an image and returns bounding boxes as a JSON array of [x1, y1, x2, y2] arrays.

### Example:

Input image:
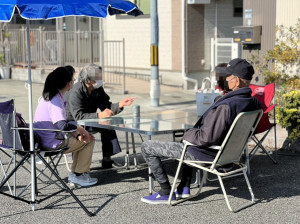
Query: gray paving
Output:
[[0, 79, 300, 223]]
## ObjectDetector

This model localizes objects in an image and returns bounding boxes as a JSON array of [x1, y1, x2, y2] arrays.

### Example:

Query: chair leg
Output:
[[252, 136, 277, 164], [63, 154, 71, 172], [0, 158, 13, 195], [217, 170, 255, 212], [169, 168, 207, 206], [36, 153, 94, 217]]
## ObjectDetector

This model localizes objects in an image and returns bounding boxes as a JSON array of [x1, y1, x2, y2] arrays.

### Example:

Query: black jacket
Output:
[[183, 87, 261, 159], [65, 82, 123, 121]]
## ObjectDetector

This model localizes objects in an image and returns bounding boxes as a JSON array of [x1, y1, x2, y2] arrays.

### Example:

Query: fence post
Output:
[[122, 38, 126, 94], [75, 31, 78, 67], [22, 27, 26, 67], [39, 27, 43, 67]]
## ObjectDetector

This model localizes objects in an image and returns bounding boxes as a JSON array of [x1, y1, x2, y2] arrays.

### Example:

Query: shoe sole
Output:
[[68, 179, 98, 187], [141, 197, 172, 205], [175, 194, 191, 199]]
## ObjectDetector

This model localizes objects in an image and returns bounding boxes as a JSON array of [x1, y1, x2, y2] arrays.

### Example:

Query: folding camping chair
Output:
[[0, 99, 23, 195], [0, 99, 95, 216], [168, 110, 263, 212], [248, 83, 278, 164]]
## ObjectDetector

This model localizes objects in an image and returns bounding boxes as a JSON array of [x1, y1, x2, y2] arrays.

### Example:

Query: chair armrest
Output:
[[182, 140, 196, 146], [12, 127, 75, 133], [208, 145, 222, 151]]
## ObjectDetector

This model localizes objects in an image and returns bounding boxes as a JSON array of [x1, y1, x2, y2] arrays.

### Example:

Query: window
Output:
[[130, 0, 150, 15], [233, 0, 243, 17]]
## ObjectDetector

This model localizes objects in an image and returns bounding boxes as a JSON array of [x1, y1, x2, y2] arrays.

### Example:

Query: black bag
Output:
[[16, 113, 41, 151]]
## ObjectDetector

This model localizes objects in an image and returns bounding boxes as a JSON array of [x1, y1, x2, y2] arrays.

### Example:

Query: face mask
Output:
[[224, 80, 231, 92], [92, 80, 103, 89]]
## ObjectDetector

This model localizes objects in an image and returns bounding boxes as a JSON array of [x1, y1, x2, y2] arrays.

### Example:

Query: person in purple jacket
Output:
[[141, 58, 262, 204], [34, 66, 98, 187]]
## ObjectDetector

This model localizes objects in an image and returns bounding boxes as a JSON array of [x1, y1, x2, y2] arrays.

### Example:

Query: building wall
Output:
[[171, 0, 182, 72], [104, 1, 172, 72], [203, 0, 243, 71], [276, 0, 300, 27], [242, 0, 276, 85], [187, 4, 205, 72]]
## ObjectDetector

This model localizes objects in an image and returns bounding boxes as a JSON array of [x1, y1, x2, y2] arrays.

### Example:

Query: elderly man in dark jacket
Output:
[[141, 58, 262, 204], [65, 64, 136, 168]]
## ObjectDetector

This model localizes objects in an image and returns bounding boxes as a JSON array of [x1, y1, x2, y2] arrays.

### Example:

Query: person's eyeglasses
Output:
[[227, 76, 236, 82]]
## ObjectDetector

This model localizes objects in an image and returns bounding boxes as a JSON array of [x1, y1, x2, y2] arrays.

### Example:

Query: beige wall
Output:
[[276, 0, 300, 27], [171, 0, 182, 72], [104, 1, 172, 71]]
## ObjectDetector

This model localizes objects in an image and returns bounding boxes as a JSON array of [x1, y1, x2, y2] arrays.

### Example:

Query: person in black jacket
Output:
[[141, 58, 262, 204], [65, 64, 136, 169]]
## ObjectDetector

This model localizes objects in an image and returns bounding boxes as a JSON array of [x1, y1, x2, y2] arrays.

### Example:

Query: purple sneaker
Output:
[[175, 187, 190, 199], [141, 192, 176, 204]]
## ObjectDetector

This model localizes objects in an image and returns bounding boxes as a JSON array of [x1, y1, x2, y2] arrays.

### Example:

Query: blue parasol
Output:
[[0, 0, 142, 212]]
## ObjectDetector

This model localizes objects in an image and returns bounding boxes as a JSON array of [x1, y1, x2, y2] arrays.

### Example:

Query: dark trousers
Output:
[[94, 128, 121, 158], [141, 140, 197, 184]]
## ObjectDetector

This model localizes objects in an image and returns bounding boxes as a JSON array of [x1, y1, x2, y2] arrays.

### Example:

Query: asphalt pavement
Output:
[[0, 78, 300, 223]]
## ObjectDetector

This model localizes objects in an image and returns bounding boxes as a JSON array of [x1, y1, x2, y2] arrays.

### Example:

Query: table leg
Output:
[[124, 132, 130, 170], [147, 135, 155, 195], [131, 133, 140, 168]]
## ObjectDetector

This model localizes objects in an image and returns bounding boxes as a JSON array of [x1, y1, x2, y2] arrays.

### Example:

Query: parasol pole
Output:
[[26, 20, 36, 210]]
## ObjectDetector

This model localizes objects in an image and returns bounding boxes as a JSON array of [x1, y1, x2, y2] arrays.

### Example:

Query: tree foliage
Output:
[[248, 19, 300, 142]]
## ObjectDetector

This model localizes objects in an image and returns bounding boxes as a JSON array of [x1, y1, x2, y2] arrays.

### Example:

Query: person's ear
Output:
[[236, 77, 241, 87]]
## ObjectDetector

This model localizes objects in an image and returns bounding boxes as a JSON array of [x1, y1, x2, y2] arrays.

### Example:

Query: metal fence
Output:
[[7, 28, 126, 91]]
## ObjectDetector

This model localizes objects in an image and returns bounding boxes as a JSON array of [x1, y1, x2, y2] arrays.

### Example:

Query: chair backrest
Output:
[[249, 83, 275, 134], [0, 99, 23, 149], [216, 110, 263, 166]]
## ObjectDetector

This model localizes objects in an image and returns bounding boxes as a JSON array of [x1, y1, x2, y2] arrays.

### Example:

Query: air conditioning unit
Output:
[[188, 0, 211, 4]]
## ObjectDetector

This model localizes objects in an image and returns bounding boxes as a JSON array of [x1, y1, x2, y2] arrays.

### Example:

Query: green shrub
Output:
[[276, 90, 300, 142]]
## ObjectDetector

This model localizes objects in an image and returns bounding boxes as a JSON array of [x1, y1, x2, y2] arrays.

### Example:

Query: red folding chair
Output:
[[248, 83, 278, 164]]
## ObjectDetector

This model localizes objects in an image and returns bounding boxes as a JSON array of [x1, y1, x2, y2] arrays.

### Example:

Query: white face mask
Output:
[[92, 80, 103, 89]]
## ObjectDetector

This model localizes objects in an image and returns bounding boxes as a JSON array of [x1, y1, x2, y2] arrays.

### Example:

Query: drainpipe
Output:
[[182, 0, 198, 91]]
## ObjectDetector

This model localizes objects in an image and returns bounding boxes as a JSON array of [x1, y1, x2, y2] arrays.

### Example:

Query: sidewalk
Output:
[[0, 78, 300, 223]]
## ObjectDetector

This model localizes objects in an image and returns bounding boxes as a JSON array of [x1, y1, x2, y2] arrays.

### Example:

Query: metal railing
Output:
[[7, 28, 126, 91]]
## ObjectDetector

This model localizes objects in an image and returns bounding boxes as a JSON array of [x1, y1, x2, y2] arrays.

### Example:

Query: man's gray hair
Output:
[[239, 78, 251, 87], [78, 64, 102, 83]]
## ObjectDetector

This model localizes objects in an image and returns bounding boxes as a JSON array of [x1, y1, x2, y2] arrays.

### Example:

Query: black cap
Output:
[[222, 58, 254, 80]]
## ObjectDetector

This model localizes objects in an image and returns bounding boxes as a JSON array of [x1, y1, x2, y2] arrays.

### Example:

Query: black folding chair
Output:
[[0, 99, 95, 216]]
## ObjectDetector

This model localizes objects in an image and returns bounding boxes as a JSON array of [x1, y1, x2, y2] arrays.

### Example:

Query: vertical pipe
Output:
[[99, 18, 104, 69], [89, 17, 93, 64], [74, 17, 78, 67], [214, 0, 218, 66], [26, 20, 36, 209], [181, 0, 198, 90], [123, 38, 126, 94], [150, 0, 160, 106]]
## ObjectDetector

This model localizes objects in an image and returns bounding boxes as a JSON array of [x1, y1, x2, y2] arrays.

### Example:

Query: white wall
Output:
[[276, 0, 300, 27], [104, 0, 172, 71]]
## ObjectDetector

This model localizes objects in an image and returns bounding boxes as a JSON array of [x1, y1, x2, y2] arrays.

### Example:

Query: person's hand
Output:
[[76, 126, 94, 143], [98, 108, 114, 118], [98, 120, 111, 125], [119, 97, 137, 108]]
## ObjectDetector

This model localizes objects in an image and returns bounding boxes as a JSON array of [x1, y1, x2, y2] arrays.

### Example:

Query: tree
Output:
[[248, 19, 300, 143]]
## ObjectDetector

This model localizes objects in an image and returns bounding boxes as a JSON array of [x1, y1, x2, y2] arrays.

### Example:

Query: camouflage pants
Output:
[[141, 140, 197, 184]]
